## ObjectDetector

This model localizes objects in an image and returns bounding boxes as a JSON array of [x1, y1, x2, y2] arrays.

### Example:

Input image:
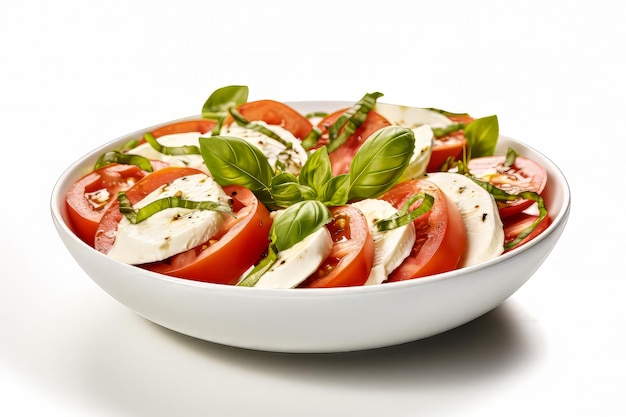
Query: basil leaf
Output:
[[144, 132, 201, 156], [201, 85, 249, 120], [117, 191, 233, 224], [504, 147, 517, 167], [270, 200, 332, 252], [270, 173, 315, 208], [464, 115, 499, 159], [431, 123, 466, 138], [94, 151, 153, 172], [326, 92, 383, 153], [199, 135, 274, 206], [319, 174, 350, 206], [348, 126, 415, 201], [425, 107, 471, 119], [298, 146, 332, 195]]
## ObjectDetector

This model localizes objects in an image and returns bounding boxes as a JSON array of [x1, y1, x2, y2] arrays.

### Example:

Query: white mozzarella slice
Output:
[[253, 227, 333, 289], [375, 102, 454, 129], [107, 173, 231, 264], [127, 132, 208, 173], [400, 124, 434, 181], [425, 172, 504, 267], [221, 122, 308, 175], [350, 199, 416, 285]]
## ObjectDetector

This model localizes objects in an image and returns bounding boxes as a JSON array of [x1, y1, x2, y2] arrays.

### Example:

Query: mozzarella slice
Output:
[[127, 132, 208, 173], [221, 121, 308, 175], [107, 173, 231, 264], [425, 172, 504, 267], [400, 124, 434, 181], [350, 199, 416, 285], [253, 227, 333, 289]]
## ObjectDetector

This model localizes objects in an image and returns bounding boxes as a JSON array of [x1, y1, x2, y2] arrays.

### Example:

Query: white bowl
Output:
[[50, 101, 571, 353]]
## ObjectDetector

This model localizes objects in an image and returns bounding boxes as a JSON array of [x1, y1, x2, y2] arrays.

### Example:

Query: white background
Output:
[[1, 0, 624, 416]]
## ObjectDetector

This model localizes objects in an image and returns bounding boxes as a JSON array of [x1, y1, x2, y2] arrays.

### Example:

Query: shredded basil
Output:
[[325, 92, 383, 153], [375, 192, 434, 231], [117, 191, 233, 224], [228, 108, 293, 149], [143, 132, 201, 156], [94, 151, 153, 172]]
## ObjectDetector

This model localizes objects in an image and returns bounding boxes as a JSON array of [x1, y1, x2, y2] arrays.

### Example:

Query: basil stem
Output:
[[94, 151, 153, 172], [325, 92, 383, 153], [237, 245, 278, 287], [469, 176, 549, 250], [117, 191, 233, 224], [144, 132, 201, 156], [375, 192, 434, 231], [228, 108, 293, 149]]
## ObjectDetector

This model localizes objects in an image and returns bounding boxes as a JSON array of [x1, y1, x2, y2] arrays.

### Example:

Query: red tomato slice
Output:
[[316, 108, 391, 176], [468, 155, 548, 217], [427, 131, 467, 172], [426, 113, 474, 172], [300, 206, 375, 288], [150, 119, 216, 139], [95, 166, 272, 285], [381, 179, 467, 281], [66, 163, 148, 246], [224, 99, 313, 139], [503, 211, 552, 252]]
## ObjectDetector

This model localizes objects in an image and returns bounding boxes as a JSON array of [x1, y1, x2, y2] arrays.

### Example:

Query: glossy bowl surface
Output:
[[50, 101, 571, 353]]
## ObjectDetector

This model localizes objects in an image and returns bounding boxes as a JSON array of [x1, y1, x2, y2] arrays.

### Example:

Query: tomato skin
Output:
[[381, 179, 467, 281], [468, 155, 548, 217], [66, 163, 148, 246], [301, 206, 375, 288], [94, 166, 272, 285], [150, 119, 216, 138], [225, 100, 313, 139], [503, 211, 552, 252], [316, 108, 391, 176]]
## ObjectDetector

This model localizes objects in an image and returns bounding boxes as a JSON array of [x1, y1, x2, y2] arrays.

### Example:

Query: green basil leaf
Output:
[[199, 135, 274, 206], [348, 126, 415, 201], [319, 174, 350, 206], [431, 123, 466, 138], [504, 147, 517, 167], [201, 85, 249, 119], [270, 173, 314, 208], [298, 146, 332, 195], [464, 114, 499, 159], [94, 151, 153, 172], [270, 200, 332, 252], [425, 107, 471, 119]]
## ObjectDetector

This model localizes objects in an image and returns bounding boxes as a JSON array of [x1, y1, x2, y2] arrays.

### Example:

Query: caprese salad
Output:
[[65, 85, 551, 288]]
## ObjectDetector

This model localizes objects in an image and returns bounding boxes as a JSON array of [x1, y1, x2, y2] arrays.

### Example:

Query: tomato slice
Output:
[[150, 119, 216, 139], [224, 99, 313, 139], [95, 166, 272, 285], [468, 155, 548, 217], [300, 206, 375, 288], [381, 179, 467, 281], [427, 131, 467, 172], [316, 108, 391, 175], [66, 163, 148, 246], [503, 210, 552, 252]]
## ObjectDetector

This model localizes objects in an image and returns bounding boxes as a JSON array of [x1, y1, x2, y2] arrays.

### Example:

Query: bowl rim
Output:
[[50, 102, 572, 298]]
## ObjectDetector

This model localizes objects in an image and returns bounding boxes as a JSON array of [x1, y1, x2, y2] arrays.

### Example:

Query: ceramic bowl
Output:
[[50, 101, 571, 353]]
